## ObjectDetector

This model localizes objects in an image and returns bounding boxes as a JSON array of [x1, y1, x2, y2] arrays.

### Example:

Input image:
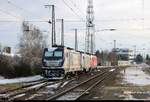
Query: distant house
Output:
[[3, 47, 11, 53], [0, 46, 15, 57]]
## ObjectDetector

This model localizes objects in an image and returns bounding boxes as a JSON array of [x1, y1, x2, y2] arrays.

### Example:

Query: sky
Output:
[[0, 0, 150, 55]]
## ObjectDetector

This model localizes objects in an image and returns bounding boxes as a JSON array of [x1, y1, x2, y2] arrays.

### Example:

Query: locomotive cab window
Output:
[[54, 51, 63, 57], [45, 51, 53, 57]]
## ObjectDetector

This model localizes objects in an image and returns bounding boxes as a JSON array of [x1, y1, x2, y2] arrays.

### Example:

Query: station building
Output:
[[112, 48, 134, 66]]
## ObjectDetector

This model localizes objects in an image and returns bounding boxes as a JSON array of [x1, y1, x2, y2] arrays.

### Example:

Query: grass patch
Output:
[[0, 83, 22, 91]]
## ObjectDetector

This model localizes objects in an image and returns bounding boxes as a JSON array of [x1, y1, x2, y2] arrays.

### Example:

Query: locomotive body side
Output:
[[63, 48, 81, 73], [90, 55, 97, 69], [81, 53, 91, 71]]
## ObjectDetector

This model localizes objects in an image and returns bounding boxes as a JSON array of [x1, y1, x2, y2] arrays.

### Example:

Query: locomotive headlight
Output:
[[58, 59, 62, 65], [44, 59, 47, 62], [43, 59, 47, 66]]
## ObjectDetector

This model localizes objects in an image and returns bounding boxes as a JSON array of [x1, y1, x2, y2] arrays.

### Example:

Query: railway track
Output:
[[0, 67, 117, 101], [19, 68, 111, 100], [0, 78, 48, 94], [0, 78, 66, 102], [46, 68, 116, 100], [0, 76, 77, 102]]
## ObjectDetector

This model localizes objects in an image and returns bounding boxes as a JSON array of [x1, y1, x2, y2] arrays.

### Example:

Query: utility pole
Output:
[[45, 5, 56, 47], [61, 19, 64, 46], [85, 0, 95, 54], [114, 40, 116, 49], [75, 29, 78, 50], [72, 29, 78, 51], [57, 19, 64, 46]]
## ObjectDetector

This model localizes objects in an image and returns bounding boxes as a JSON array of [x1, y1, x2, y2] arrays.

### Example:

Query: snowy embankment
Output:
[[0, 75, 44, 85]]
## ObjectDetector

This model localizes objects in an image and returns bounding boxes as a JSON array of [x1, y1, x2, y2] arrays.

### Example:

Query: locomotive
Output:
[[42, 46, 97, 79]]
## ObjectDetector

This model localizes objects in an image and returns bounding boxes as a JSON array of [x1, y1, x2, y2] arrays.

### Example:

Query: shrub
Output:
[[0, 55, 39, 78]]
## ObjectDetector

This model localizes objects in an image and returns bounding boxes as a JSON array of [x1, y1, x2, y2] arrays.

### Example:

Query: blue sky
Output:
[[0, 0, 150, 55]]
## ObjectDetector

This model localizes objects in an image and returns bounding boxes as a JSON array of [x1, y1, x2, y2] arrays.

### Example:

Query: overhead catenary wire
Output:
[[69, 28, 110, 45], [62, 0, 85, 21], [1, 17, 150, 23], [0, 8, 23, 20], [0, 19, 49, 22], [141, 0, 145, 30], [6, 0, 34, 17], [69, 0, 85, 16], [2, 0, 85, 23]]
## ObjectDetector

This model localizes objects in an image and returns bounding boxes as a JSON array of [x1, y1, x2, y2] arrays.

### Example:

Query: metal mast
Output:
[[45, 5, 56, 47], [75, 29, 78, 51], [85, 0, 95, 54], [114, 40, 116, 49], [57, 19, 64, 46]]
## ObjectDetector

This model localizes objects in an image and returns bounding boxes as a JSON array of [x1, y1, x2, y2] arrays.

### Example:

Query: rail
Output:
[[46, 68, 115, 100]]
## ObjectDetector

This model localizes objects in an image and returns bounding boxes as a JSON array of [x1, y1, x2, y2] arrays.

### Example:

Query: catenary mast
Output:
[[85, 0, 95, 54]]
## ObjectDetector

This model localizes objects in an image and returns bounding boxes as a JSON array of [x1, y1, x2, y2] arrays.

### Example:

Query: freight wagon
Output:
[[42, 46, 97, 79]]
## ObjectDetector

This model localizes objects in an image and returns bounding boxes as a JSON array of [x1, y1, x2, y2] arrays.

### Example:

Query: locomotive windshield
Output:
[[42, 48, 64, 67], [44, 51, 63, 58]]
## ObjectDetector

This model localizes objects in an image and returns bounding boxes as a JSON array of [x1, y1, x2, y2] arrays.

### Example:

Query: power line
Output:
[[69, 0, 85, 16], [142, 0, 145, 30], [6, 0, 34, 17], [0, 8, 22, 20], [63, 18, 150, 22], [0, 19, 84, 23], [62, 0, 84, 21], [0, 20, 19, 22], [1, 17, 150, 23], [0, 19, 48, 22]]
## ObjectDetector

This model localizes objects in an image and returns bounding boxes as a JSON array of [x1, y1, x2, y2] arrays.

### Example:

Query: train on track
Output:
[[42, 46, 97, 79]]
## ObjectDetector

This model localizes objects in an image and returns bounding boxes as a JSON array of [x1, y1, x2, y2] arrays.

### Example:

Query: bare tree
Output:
[[95, 50, 101, 65], [19, 21, 48, 74], [108, 52, 118, 66], [96, 50, 118, 66]]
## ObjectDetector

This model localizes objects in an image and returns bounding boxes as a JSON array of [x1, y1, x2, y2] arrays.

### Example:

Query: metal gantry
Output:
[[85, 0, 95, 54]]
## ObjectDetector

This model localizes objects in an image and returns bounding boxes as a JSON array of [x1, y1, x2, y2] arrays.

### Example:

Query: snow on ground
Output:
[[0, 76, 4, 80], [121, 64, 150, 86], [109, 69, 115, 72], [139, 63, 150, 68], [46, 83, 61, 89], [0, 75, 44, 85]]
